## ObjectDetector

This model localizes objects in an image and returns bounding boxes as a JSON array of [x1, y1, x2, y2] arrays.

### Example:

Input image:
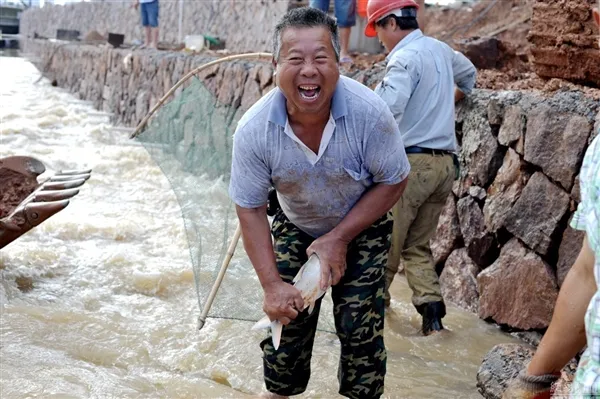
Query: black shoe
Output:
[[416, 301, 446, 336]]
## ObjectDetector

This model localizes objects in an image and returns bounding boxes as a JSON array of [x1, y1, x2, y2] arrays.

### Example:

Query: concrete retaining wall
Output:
[[20, 0, 290, 53]]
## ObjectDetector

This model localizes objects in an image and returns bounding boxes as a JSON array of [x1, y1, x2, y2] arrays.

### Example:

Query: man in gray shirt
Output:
[[229, 7, 410, 399], [364, 0, 476, 335]]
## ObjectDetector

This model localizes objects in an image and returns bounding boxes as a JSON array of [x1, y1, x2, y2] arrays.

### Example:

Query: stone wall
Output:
[[23, 39, 600, 333], [19, 0, 290, 53], [529, 0, 600, 86]]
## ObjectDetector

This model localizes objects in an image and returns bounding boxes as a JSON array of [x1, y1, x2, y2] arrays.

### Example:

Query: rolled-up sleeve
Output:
[[363, 106, 411, 185], [228, 124, 271, 208], [374, 59, 413, 121], [452, 50, 477, 95]]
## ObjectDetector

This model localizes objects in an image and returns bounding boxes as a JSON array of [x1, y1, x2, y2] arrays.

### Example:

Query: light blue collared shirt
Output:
[[229, 76, 411, 237], [375, 29, 477, 152]]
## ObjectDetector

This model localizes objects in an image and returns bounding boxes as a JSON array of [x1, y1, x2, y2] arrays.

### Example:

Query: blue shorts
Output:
[[309, 0, 356, 28], [140, 0, 159, 27]]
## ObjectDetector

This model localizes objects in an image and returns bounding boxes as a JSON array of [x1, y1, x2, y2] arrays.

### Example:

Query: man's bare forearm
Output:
[[527, 236, 596, 375], [454, 88, 465, 103], [235, 205, 281, 289], [329, 180, 407, 243]]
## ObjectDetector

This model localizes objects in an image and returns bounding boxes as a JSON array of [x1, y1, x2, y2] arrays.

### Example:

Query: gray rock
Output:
[[431, 194, 462, 266], [478, 239, 558, 329], [498, 105, 525, 154], [469, 186, 487, 200], [457, 113, 504, 196], [504, 172, 570, 256], [440, 249, 479, 313], [487, 98, 504, 126], [524, 104, 592, 191], [477, 343, 534, 399], [483, 149, 530, 232], [457, 196, 496, 267]]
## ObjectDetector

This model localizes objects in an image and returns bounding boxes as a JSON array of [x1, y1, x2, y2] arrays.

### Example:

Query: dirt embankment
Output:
[[346, 0, 600, 98]]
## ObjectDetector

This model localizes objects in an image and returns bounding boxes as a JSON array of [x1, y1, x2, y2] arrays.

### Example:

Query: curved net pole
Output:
[[129, 52, 273, 139], [197, 222, 242, 330]]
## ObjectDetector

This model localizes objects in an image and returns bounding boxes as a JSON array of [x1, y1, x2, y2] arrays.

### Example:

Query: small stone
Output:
[[504, 172, 570, 256], [469, 186, 487, 200], [487, 98, 504, 126], [477, 239, 558, 330], [440, 249, 480, 313]]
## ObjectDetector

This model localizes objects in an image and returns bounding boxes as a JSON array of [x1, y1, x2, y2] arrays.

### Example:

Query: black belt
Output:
[[405, 146, 453, 156]]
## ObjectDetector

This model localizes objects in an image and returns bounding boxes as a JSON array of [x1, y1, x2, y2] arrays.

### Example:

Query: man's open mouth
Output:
[[298, 85, 321, 101]]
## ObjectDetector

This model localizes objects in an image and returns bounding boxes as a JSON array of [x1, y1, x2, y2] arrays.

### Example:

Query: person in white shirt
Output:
[[364, 0, 476, 335]]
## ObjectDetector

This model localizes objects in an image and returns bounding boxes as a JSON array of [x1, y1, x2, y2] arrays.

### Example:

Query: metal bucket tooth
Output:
[[57, 168, 92, 176], [33, 188, 80, 202], [41, 178, 87, 191], [50, 173, 91, 182], [24, 200, 71, 227], [0, 199, 71, 249]]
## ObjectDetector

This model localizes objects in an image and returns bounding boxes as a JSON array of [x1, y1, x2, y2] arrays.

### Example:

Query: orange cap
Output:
[[364, 0, 420, 37]]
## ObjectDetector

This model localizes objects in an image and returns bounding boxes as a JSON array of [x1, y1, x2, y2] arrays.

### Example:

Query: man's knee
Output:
[[261, 335, 312, 396]]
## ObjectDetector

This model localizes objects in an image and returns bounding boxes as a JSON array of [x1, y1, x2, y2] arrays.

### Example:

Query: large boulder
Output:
[[477, 343, 535, 399], [504, 172, 570, 256], [524, 104, 592, 191], [477, 239, 558, 330]]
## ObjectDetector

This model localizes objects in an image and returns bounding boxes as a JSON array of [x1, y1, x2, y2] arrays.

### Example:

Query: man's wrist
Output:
[[261, 275, 283, 291]]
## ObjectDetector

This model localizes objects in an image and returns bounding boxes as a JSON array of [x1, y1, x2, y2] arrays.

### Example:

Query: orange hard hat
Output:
[[364, 0, 420, 37]]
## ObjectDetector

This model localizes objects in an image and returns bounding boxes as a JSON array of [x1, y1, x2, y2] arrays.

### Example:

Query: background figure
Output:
[[309, 0, 356, 63], [133, 0, 159, 49]]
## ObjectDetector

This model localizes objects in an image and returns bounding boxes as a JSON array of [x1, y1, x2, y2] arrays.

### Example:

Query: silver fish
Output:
[[252, 253, 330, 350]]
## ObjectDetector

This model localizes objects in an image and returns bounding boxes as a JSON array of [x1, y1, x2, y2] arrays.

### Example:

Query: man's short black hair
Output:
[[375, 7, 419, 31], [273, 7, 341, 62]]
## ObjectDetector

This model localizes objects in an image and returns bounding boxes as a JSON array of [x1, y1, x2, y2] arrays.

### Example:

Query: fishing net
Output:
[[132, 69, 337, 334]]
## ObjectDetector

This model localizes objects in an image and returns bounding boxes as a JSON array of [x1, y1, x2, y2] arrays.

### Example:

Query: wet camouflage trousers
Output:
[[385, 153, 455, 308], [261, 209, 393, 398]]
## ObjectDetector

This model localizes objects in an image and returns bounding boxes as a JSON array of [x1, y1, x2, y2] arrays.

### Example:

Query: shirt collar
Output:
[[267, 77, 348, 127], [386, 29, 423, 62]]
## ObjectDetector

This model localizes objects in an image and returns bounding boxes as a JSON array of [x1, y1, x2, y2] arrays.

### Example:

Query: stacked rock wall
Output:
[[434, 89, 599, 330], [529, 0, 600, 86], [19, 0, 290, 53], [23, 39, 600, 333]]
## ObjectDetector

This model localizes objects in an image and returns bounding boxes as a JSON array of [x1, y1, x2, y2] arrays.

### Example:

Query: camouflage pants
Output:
[[261, 209, 393, 398]]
